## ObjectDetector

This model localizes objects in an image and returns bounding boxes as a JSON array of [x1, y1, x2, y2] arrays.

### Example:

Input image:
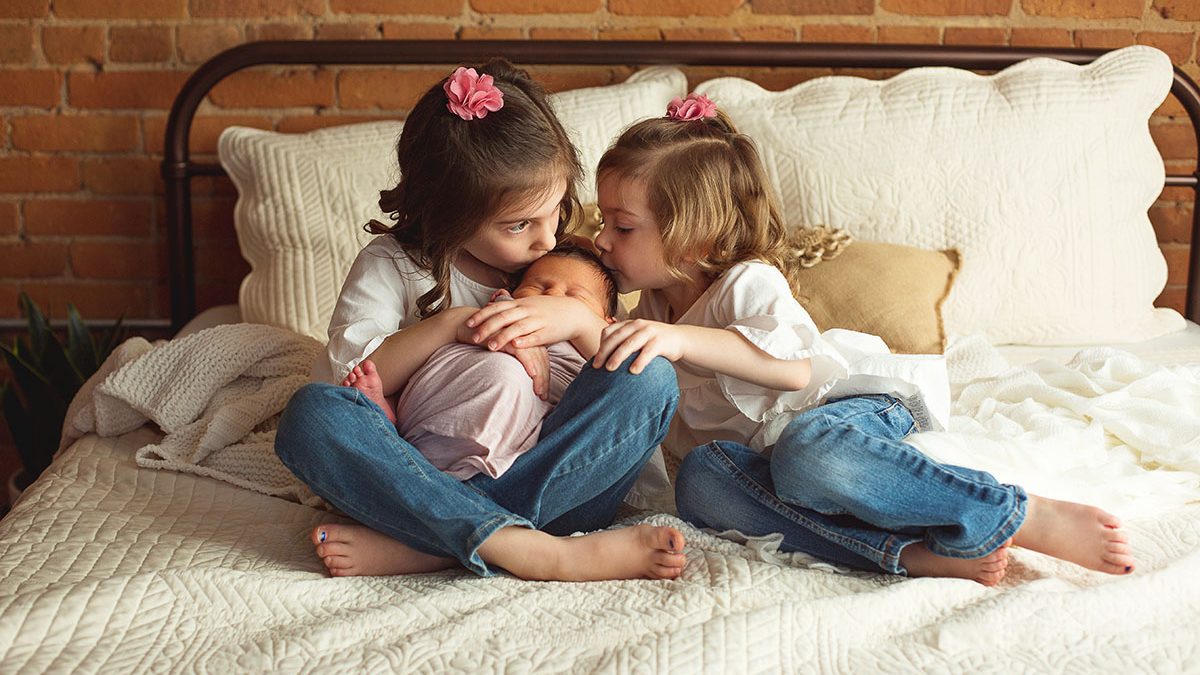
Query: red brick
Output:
[[275, 113, 396, 133], [21, 282, 152, 319], [1137, 32, 1195, 64], [11, 115, 139, 152], [1073, 29, 1135, 50], [0, 70, 60, 107], [56, 0, 185, 18], [1022, 0, 1143, 18], [81, 157, 161, 195], [1151, 202, 1193, 244], [530, 27, 596, 40], [195, 242, 248, 282], [882, 0, 1010, 13], [663, 27, 737, 41], [611, 0, 742, 16], [0, 242, 68, 278], [209, 69, 334, 108], [0, 202, 18, 235], [0, 25, 33, 64], [190, 196, 237, 239], [1162, 243, 1190, 285], [246, 23, 314, 41], [1152, 122, 1198, 161], [1010, 27, 1073, 47], [331, 0, 463, 14], [737, 26, 798, 41], [382, 22, 458, 39], [190, 175, 238, 197], [195, 280, 241, 313], [315, 23, 382, 40], [526, 67, 617, 92], [1161, 186, 1195, 202], [1156, 285, 1186, 313], [41, 25, 104, 65], [460, 26, 524, 39], [0, 284, 17, 320], [25, 199, 153, 237], [110, 26, 174, 63], [599, 27, 662, 40], [944, 26, 1007, 45], [0, 157, 80, 193], [70, 241, 160, 279], [754, 0, 872, 13], [1153, 0, 1200, 21], [177, 24, 243, 64], [803, 24, 873, 43], [0, 0, 48, 18], [337, 68, 444, 109], [69, 71, 190, 109], [470, 0, 599, 12], [191, 0, 324, 18], [1156, 96, 1187, 119], [143, 114, 274, 154], [877, 26, 941, 44]]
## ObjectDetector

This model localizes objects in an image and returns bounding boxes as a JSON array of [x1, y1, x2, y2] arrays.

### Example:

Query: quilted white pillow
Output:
[[218, 66, 685, 340], [696, 46, 1184, 345]]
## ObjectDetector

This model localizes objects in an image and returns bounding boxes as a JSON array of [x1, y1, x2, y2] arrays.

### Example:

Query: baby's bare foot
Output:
[[341, 360, 395, 424], [900, 540, 1010, 586], [312, 524, 456, 577], [1013, 495, 1135, 575], [480, 524, 687, 582]]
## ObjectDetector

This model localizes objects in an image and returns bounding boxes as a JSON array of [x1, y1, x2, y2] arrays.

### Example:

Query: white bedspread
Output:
[[2, 327, 1199, 672]]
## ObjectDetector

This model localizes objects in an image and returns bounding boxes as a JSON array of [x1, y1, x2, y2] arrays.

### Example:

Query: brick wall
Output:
[[0, 0, 1196, 324]]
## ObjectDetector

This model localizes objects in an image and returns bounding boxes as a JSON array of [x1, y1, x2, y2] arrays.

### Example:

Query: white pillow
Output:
[[697, 46, 1183, 345], [218, 66, 685, 340]]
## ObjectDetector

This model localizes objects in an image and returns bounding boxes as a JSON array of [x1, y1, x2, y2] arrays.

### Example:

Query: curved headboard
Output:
[[162, 40, 1200, 332]]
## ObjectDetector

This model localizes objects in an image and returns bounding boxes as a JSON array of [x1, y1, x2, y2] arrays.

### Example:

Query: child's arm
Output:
[[464, 295, 610, 358], [594, 320, 812, 391], [365, 306, 478, 397]]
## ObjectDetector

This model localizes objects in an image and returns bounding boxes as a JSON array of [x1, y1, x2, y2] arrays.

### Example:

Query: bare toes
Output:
[[653, 563, 684, 579], [362, 360, 377, 376]]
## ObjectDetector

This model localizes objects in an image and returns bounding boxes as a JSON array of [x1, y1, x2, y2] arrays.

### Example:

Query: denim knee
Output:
[[675, 445, 722, 529], [276, 382, 345, 461], [770, 415, 847, 499]]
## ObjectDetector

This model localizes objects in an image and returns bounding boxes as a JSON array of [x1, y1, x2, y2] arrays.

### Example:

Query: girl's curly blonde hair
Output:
[[596, 109, 811, 296]]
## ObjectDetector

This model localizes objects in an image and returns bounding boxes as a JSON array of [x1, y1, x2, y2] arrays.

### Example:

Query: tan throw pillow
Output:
[[795, 241, 959, 354]]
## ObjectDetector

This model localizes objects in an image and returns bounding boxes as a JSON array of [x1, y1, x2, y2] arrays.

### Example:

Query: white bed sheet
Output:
[[2, 323, 1200, 672], [995, 319, 1200, 367]]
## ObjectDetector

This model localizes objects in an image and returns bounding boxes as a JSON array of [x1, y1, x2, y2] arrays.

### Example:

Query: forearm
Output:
[[366, 306, 475, 396], [678, 325, 811, 391], [568, 313, 612, 359]]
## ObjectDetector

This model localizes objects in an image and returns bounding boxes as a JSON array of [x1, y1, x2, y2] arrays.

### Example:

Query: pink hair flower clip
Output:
[[444, 67, 504, 120], [666, 93, 717, 122]]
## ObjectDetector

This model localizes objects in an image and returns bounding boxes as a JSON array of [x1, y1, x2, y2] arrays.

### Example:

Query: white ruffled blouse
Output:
[[633, 261, 950, 454]]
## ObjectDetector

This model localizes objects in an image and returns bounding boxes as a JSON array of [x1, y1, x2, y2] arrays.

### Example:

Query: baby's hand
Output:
[[501, 343, 551, 400], [594, 319, 686, 374]]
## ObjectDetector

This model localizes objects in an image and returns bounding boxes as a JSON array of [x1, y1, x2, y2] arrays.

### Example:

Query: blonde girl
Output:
[[474, 94, 1135, 584], [275, 61, 686, 582]]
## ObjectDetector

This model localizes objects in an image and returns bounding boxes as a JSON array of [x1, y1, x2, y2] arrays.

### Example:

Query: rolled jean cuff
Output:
[[879, 533, 925, 575], [464, 513, 535, 577], [925, 483, 1028, 560]]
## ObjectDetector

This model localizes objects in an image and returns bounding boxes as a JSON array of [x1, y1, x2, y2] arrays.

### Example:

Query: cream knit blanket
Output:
[[62, 323, 326, 506]]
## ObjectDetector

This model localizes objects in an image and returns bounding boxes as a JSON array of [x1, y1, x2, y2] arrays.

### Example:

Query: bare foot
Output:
[[341, 360, 395, 424], [900, 540, 1010, 586], [479, 524, 687, 582], [1012, 495, 1135, 575], [312, 524, 456, 577]]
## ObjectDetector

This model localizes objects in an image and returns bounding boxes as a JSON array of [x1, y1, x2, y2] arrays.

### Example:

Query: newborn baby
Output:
[[350, 242, 618, 480]]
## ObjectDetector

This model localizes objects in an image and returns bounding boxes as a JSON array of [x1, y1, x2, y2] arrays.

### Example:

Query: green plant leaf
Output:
[[1, 380, 39, 478], [65, 304, 99, 377], [97, 316, 126, 363], [41, 329, 86, 399], [18, 292, 51, 370], [0, 342, 57, 410]]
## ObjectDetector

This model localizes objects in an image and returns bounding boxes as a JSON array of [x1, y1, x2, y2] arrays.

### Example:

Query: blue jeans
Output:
[[275, 353, 678, 576], [675, 394, 1026, 575]]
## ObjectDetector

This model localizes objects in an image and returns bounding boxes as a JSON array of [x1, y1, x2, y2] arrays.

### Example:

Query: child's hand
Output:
[[594, 319, 686, 375], [500, 343, 551, 400], [466, 295, 597, 351]]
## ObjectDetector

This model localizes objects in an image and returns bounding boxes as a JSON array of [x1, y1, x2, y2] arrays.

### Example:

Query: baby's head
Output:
[[512, 241, 619, 320], [595, 94, 789, 285]]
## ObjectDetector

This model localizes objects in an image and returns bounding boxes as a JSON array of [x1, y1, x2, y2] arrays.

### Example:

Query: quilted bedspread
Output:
[[2, 332, 1200, 672]]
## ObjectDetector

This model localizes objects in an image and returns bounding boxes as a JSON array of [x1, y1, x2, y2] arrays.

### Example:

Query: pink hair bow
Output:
[[444, 67, 505, 120], [666, 93, 717, 121]]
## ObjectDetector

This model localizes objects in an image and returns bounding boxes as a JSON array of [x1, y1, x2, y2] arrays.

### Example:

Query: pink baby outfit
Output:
[[395, 341, 586, 480]]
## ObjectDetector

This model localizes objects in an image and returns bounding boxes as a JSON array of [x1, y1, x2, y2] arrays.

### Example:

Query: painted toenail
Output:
[[319, 530, 327, 543], [1124, 565, 1132, 573]]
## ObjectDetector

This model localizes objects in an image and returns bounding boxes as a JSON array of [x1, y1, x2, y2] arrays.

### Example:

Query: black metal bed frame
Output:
[[161, 40, 1200, 333]]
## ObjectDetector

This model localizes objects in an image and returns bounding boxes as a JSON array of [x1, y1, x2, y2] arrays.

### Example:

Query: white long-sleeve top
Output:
[[314, 235, 500, 383], [633, 261, 951, 455]]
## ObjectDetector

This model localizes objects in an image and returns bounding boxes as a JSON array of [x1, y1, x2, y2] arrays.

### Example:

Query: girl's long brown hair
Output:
[[366, 58, 583, 318]]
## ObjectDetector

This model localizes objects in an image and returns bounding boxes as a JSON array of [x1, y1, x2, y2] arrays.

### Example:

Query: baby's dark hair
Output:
[[365, 58, 584, 318], [517, 241, 619, 318]]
